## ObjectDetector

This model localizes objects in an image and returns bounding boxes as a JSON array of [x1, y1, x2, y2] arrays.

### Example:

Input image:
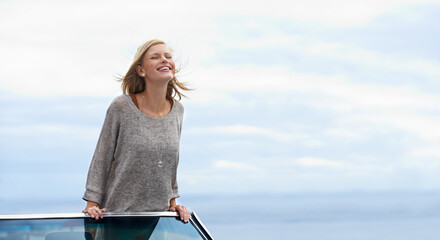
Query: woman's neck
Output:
[[138, 83, 171, 118]]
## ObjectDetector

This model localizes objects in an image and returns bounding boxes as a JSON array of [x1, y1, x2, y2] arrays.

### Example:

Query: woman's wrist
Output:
[[169, 198, 177, 208], [85, 201, 99, 209]]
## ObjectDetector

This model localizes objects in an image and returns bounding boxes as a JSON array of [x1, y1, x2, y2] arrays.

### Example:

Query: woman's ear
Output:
[[136, 65, 145, 77]]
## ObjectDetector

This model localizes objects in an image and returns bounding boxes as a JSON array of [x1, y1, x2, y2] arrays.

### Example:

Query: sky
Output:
[[1, 0, 440, 208]]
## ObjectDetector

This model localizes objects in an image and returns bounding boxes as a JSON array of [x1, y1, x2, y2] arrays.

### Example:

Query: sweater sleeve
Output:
[[171, 102, 184, 199], [171, 150, 180, 199], [83, 100, 121, 205]]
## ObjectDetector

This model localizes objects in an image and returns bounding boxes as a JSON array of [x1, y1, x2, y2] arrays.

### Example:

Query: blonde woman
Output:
[[82, 40, 191, 223]]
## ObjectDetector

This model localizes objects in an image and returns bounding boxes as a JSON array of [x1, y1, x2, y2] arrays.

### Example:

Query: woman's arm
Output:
[[169, 198, 190, 223], [82, 99, 121, 217]]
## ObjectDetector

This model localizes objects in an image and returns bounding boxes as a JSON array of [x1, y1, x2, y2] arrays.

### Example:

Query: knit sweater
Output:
[[83, 95, 183, 212]]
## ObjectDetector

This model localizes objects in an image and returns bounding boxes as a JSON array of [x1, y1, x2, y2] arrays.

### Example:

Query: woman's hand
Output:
[[82, 201, 107, 220], [169, 204, 190, 223]]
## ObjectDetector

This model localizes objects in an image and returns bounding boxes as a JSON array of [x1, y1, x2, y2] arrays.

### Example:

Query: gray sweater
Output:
[[83, 95, 183, 212]]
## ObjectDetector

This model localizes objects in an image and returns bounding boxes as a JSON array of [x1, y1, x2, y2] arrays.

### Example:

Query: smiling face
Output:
[[137, 44, 175, 84]]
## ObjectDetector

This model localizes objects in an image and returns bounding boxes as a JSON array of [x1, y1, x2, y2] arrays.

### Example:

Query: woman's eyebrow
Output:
[[148, 51, 171, 55]]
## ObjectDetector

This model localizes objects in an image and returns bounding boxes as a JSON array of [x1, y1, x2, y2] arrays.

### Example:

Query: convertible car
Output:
[[0, 211, 213, 240]]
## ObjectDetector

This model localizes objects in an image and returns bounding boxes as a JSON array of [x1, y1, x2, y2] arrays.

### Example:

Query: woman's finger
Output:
[[87, 209, 95, 218], [96, 208, 103, 218], [185, 209, 190, 222], [85, 207, 101, 219], [178, 206, 190, 223]]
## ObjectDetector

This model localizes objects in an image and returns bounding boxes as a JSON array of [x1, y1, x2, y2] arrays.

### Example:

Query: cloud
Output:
[[187, 62, 440, 142], [0, 124, 99, 140], [186, 125, 291, 141], [212, 0, 439, 27], [214, 160, 263, 172], [1, 0, 438, 97], [295, 157, 347, 168], [207, 36, 440, 81], [408, 147, 440, 159], [0, 0, 220, 96]]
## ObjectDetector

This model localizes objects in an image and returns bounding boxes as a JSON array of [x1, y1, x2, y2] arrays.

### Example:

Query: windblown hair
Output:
[[119, 39, 191, 101]]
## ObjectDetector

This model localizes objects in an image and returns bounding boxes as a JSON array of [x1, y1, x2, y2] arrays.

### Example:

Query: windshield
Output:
[[0, 213, 207, 240]]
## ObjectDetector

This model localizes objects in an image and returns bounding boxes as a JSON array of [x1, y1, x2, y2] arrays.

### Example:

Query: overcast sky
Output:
[[1, 0, 440, 207]]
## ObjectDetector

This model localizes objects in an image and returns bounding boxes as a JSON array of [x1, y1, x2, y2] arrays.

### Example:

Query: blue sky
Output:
[[1, 0, 440, 209]]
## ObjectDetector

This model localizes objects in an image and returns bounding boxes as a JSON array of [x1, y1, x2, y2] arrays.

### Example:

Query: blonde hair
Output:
[[120, 39, 191, 100]]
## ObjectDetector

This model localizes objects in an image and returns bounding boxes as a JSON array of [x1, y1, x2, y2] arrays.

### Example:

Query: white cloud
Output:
[[295, 157, 347, 168], [191, 61, 440, 141], [187, 90, 241, 106], [0, 0, 220, 96], [186, 125, 291, 141], [0, 124, 99, 142], [1, 0, 438, 97], [408, 147, 440, 159], [214, 160, 263, 173], [300, 41, 440, 79], [187, 0, 440, 27]]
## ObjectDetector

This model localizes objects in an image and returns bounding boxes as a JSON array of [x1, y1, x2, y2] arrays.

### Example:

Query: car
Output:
[[0, 211, 214, 240]]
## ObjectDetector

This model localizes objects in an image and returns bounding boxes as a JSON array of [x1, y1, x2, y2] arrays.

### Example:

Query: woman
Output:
[[82, 39, 191, 223]]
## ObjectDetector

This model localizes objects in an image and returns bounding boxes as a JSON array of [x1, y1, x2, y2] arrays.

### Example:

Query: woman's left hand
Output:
[[169, 205, 190, 223]]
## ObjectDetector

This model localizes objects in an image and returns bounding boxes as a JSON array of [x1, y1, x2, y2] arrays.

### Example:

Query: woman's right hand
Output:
[[82, 201, 107, 220]]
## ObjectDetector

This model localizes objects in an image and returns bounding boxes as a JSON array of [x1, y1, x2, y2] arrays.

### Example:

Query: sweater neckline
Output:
[[124, 94, 176, 120]]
